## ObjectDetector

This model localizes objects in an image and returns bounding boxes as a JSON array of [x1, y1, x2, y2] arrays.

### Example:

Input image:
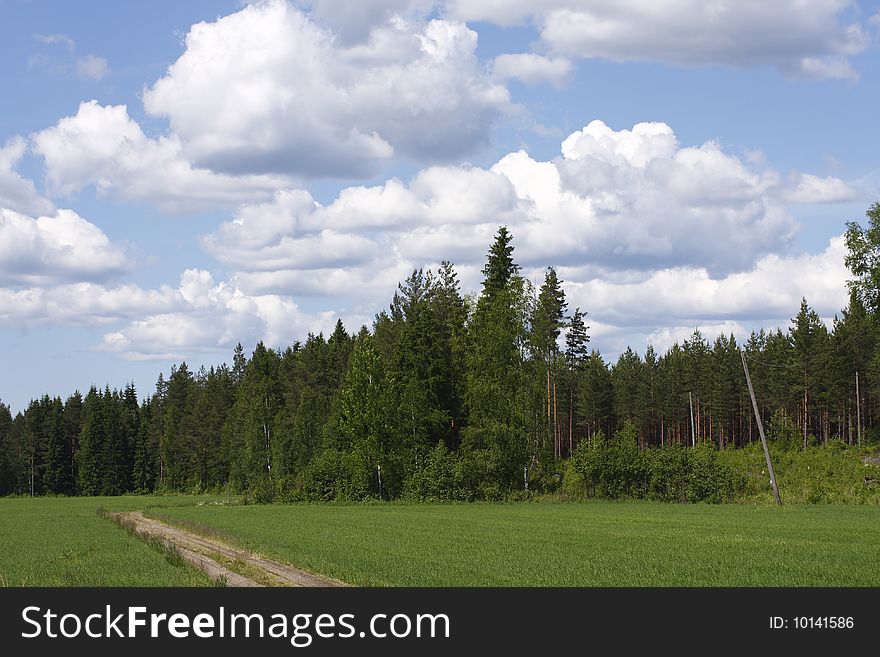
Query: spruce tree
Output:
[[463, 227, 531, 491]]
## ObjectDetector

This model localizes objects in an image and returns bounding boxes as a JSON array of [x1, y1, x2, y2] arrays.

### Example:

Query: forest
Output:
[[1, 203, 879, 502]]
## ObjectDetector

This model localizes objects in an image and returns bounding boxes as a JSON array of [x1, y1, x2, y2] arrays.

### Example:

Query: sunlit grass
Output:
[[154, 501, 880, 586], [0, 495, 232, 586]]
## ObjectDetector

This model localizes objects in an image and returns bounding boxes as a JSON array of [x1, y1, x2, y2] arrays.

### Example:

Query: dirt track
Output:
[[108, 511, 344, 588]]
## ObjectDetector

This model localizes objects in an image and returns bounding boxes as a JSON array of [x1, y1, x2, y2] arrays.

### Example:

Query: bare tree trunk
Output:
[[553, 375, 559, 456], [546, 357, 552, 455]]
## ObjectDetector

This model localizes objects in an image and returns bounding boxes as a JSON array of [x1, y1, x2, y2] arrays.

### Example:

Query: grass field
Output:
[[2, 497, 877, 586], [0, 496, 231, 586], [153, 501, 880, 587]]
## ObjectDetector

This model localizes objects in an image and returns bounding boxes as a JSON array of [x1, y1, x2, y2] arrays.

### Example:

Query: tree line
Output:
[[1, 203, 879, 500]]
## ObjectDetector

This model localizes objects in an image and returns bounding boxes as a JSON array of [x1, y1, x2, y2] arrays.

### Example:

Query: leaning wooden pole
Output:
[[741, 350, 783, 506], [688, 391, 696, 447], [856, 370, 862, 447]]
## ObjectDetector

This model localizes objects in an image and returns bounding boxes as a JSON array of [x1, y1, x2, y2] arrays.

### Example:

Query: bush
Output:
[[567, 422, 645, 499], [644, 446, 691, 502], [298, 449, 371, 501], [564, 423, 743, 503], [402, 443, 475, 502], [716, 441, 880, 504], [768, 409, 800, 449]]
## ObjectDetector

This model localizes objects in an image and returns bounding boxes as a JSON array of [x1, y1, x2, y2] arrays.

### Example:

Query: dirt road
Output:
[[107, 511, 345, 588]]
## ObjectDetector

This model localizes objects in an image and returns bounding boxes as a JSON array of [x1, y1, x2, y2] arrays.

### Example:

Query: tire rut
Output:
[[107, 511, 345, 588]]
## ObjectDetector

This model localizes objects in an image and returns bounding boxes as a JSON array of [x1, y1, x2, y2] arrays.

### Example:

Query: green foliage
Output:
[[767, 409, 800, 448], [566, 422, 742, 503], [298, 449, 371, 501], [844, 201, 880, 315], [402, 443, 475, 501], [716, 441, 880, 504], [568, 423, 643, 499]]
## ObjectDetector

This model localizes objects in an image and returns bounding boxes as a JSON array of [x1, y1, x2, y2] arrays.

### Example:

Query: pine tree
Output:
[[232, 342, 247, 387], [434, 261, 468, 450], [0, 401, 14, 495], [564, 308, 590, 454], [77, 387, 104, 495], [789, 298, 828, 446], [132, 398, 157, 492], [481, 225, 519, 300], [463, 227, 531, 491], [531, 267, 567, 458], [161, 363, 195, 490], [41, 396, 70, 495]]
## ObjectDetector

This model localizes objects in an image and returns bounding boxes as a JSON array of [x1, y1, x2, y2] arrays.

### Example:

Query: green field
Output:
[[2, 497, 878, 586], [0, 496, 228, 586], [153, 501, 880, 586]]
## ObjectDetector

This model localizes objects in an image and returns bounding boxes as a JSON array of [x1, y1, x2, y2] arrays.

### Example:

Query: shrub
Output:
[[564, 424, 743, 503], [403, 443, 475, 502], [298, 449, 370, 501]]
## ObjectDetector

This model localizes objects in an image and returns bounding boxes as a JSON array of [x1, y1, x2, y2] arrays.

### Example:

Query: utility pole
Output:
[[856, 370, 862, 447], [689, 391, 696, 447], [741, 351, 782, 506]]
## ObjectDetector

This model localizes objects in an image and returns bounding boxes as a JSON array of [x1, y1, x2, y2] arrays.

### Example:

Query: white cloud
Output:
[[644, 322, 748, 356], [12, 116, 856, 365], [492, 53, 573, 87], [0, 266, 339, 359], [0, 137, 55, 216], [559, 235, 849, 359], [32, 101, 293, 212], [0, 208, 129, 286], [0, 282, 177, 326], [783, 173, 860, 203], [97, 270, 335, 360], [447, 0, 870, 80], [562, 236, 849, 327], [199, 118, 852, 339], [560, 119, 678, 167], [75, 55, 109, 81], [142, 0, 512, 178]]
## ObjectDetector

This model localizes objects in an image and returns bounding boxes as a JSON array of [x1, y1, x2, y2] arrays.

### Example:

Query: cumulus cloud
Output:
[[0, 208, 129, 286], [0, 282, 177, 327], [198, 118, 855, 346], [447, 0, 870, 80], [0, 137, 55, 216], [32, 101, 293, 212], [560, 235, 850, 358], [97, 270, 335, 360], [0, 265, 339, 359], [492, 53, 573, 87], [782, 173, 860, 204], [142, 0, 512, 178], [10, 118, 857, 364], [562, 236, 849, 327]]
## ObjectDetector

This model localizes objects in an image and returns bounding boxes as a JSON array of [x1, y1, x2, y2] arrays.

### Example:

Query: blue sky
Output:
[[1, 0, 879, 411]]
